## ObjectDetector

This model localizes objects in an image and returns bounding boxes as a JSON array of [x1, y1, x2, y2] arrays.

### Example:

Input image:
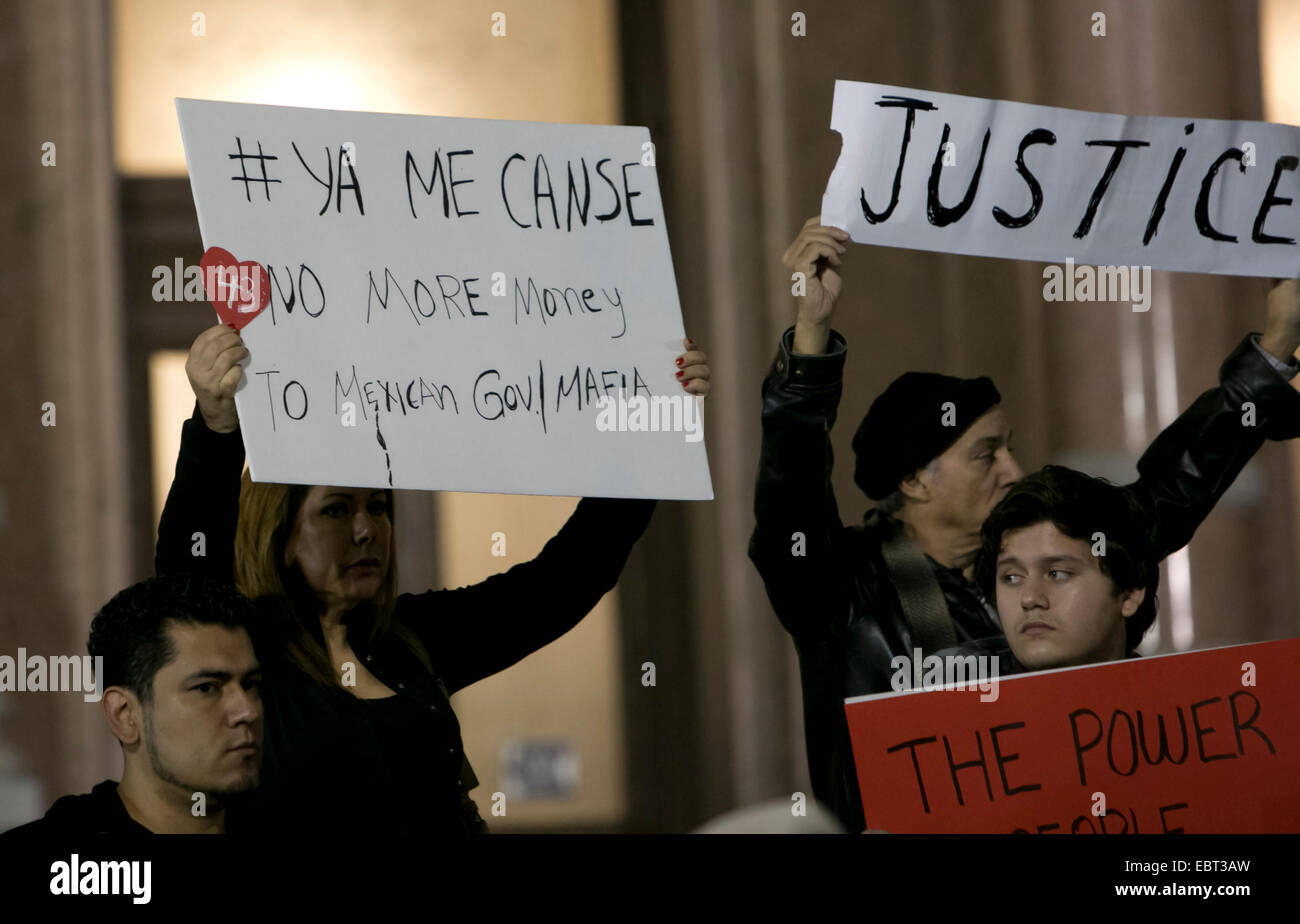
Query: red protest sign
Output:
[[844, 638, 1300, 833]]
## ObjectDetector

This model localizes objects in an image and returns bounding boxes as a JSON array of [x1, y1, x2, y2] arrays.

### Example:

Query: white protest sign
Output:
[[176, 99, 711, 500], [821, 80, 1300, 278]]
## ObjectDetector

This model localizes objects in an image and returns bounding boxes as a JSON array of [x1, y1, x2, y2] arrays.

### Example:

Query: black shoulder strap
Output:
[[869, 510, 958, 656]]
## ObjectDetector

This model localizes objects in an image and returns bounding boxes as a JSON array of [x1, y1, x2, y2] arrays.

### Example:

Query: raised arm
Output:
[[407, 496, 657, 693], [155, 324, 249, 578], [407, 339, 708, 693], [748, 217, 857, 639], [1126, 279, 1300, 559]]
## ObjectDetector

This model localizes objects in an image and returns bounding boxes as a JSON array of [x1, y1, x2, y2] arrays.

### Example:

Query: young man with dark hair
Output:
[[4, 574, 263, 835], [952, 465, 1160, 672]]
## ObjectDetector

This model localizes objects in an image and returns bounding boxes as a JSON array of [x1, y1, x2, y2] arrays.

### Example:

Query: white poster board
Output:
[[821, 80, 1300, 277], [176, 99, 712, 500]]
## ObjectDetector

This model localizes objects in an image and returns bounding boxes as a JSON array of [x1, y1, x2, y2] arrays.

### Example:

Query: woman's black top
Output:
[[155, 403, 656, 834]]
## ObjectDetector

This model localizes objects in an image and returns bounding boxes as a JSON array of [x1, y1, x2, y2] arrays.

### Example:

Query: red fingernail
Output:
[[675, 358, 683, 366], [675, 371, 685, 378]]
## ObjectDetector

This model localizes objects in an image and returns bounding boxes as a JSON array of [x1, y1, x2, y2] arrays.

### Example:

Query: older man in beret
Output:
[[749, 216, 1300, 832]]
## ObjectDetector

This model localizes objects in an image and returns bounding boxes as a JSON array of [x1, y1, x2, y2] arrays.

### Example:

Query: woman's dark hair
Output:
[[88, 573, 258, 704], [974, 465, 1159, 651]]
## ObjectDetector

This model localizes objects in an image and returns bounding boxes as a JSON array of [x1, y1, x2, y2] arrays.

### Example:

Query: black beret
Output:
[[853, 372, 1001, 500]]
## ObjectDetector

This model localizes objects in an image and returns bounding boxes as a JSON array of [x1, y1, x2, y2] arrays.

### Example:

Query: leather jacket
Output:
[[748, 326, 1300, 832]]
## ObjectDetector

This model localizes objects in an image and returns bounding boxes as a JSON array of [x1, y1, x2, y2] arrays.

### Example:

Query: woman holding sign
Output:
[[156, 323, 710, 834]]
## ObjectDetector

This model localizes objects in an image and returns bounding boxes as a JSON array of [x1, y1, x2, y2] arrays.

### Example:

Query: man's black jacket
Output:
[[749, 327, 1300, 832], [3, 781, 152, 837]]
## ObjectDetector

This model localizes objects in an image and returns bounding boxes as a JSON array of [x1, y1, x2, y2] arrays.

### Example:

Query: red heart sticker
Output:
[[200, 246, 270, 331]]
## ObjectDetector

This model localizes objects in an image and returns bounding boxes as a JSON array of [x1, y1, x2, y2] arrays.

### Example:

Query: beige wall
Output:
[[114, 0, 620, 175], [1261, 0, 1300, 125], [442, 495, 627, 826]]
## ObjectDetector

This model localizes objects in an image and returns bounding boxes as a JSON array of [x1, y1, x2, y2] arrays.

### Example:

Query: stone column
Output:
[[0, 0, 130, 820]]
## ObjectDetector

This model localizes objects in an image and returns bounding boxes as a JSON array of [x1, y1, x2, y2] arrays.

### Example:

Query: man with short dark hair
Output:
[[949, 465, 1160, 672], [4, 574, 262, 835]]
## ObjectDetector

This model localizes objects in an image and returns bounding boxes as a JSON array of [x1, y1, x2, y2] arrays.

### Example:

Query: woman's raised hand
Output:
[[186, 324, 248, 434], [676, 337, 710, 397]]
